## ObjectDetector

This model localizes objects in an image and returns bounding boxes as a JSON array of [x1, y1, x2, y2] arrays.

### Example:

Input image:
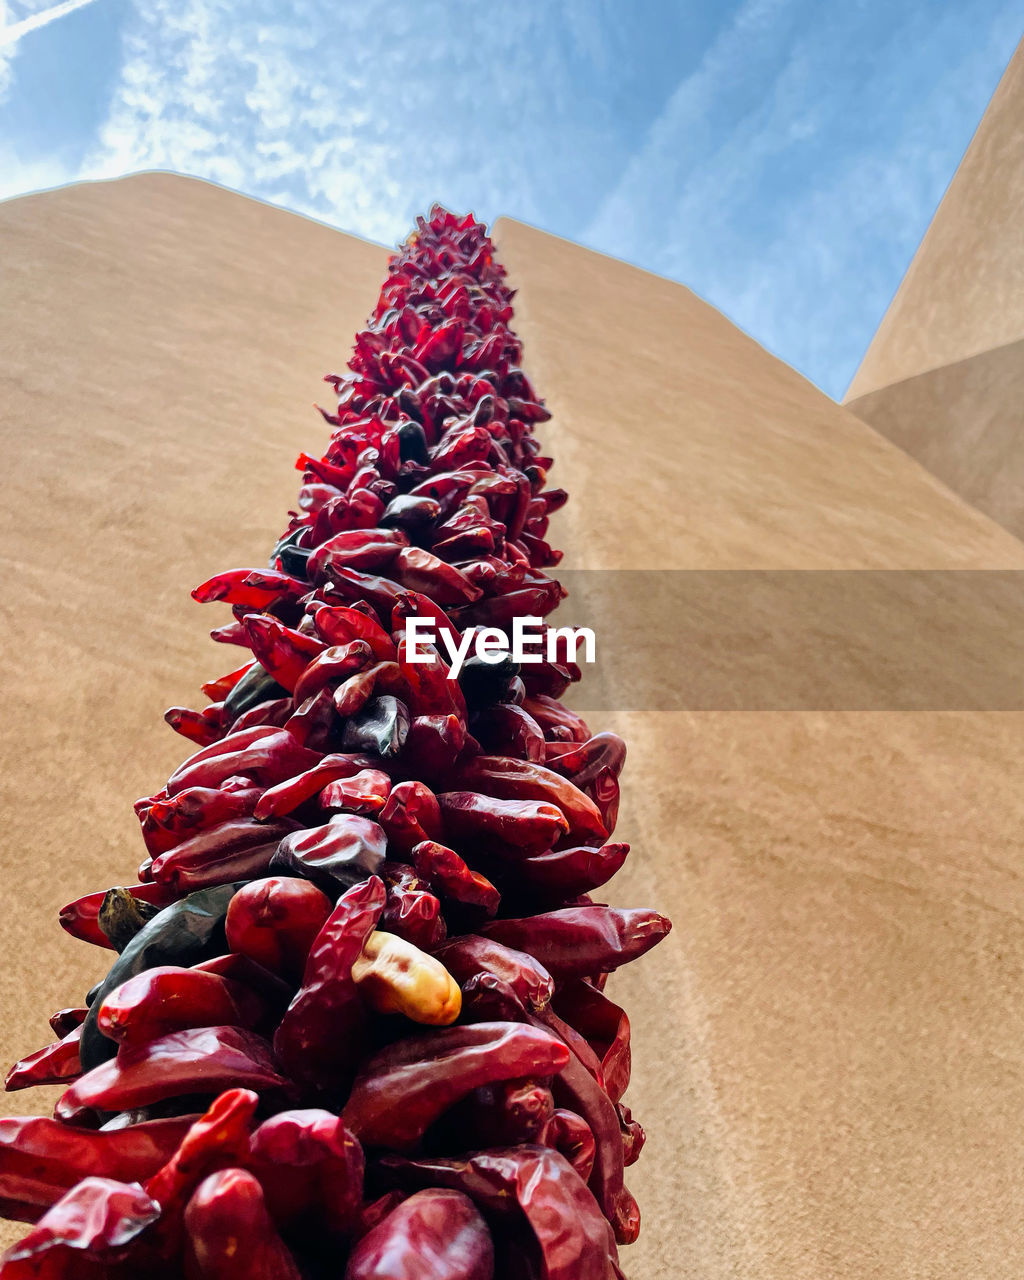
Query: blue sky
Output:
[[1, 1, 1020, 398]]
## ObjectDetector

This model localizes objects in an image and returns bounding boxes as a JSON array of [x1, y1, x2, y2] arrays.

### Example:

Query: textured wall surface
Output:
[[3, 175, 1024, 1277]]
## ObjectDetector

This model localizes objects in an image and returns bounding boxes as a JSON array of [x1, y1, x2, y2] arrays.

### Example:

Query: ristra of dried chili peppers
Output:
[[2, 206, 671, 1279]]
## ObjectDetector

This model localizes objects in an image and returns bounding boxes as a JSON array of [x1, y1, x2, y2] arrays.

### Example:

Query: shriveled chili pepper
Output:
[[183, 1168, 302, 1279], [0, 1177, 160, 1278], [451, 755, 607, 844], [319, 767, 392, 814], [253, 753, 377, 820], [343, 1021, 568, 1151], [437, 933, 554, 1012], [306, 528, 408, 583], [79, 882, 238, 1071], [138, 779, 263, 856], [479, 906, 671, 980], [312, 603, 397, 660], [0, 1114, 195, 1224], [192, 568, 308, 609], [379, 864, 446, 950], [246, 1109, 363, 1234], [57, 1027, 289, 1125], [270, 814, 387, 894], [516, 842, 629, 896], [291, 641, 374, 705], [525, 694, 590, 743], [166, 727, 321, 798], [273, 876, 386, 1091], [378, 781, 442, 854], [377, 1146, 622, 1280], [224, 877, 333, 982], [541, 1109, 597, 1184], [437, 791, 568, 854], [145, 1088, 259, 1227], [552, 980, 631, 1104], [48, 1009, 86, 1039], [410, 840, 500, 916], [344, 1188, 494, 1280], [147, 818, 300, 892]]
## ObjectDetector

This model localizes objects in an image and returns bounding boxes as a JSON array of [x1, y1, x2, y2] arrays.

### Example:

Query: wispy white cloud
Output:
[[0, 0, 100, 47], [584, 0, 1023, 397]]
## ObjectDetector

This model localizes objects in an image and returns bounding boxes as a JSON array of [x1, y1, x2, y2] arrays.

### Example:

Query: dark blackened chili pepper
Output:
[[340, 693, 410, 759], [270, 814, 387, 894], [96, 887, 163, 952], [344, 1189, 494, 1280], [138, 778, 262, 856], [183, 1168, 302, 1280], [60, 882, 179, 952], [79, 882, 238, 1072]]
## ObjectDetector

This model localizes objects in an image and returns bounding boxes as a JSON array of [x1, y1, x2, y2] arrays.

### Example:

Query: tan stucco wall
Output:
[[846, 39, 1024, 401], [3, 177, 1024, 1278]]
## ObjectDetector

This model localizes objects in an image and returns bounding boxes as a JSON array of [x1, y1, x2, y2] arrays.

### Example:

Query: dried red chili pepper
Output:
[[223, 877, 333, 982], [95, 965, 265, 1049], [0, 1177, 160, 1279], [5, 1027, 82, 1092], [410, 839, 500, 916], [0, 1114, 195, 1224], [378, 1146, 622, 1280], [183, 1168, 302, 1279], [342, 1021, 569, 1151], [273, 876, 386, 1091], [344, 1189, 494, 1280], [451, 755, 607, 844], [437, 791, 568, 854], [479, 906, 671, 980], [56, 1027, 289, 1124], [253, 753, 377, 820], [246, 1109, 363, 1234]]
